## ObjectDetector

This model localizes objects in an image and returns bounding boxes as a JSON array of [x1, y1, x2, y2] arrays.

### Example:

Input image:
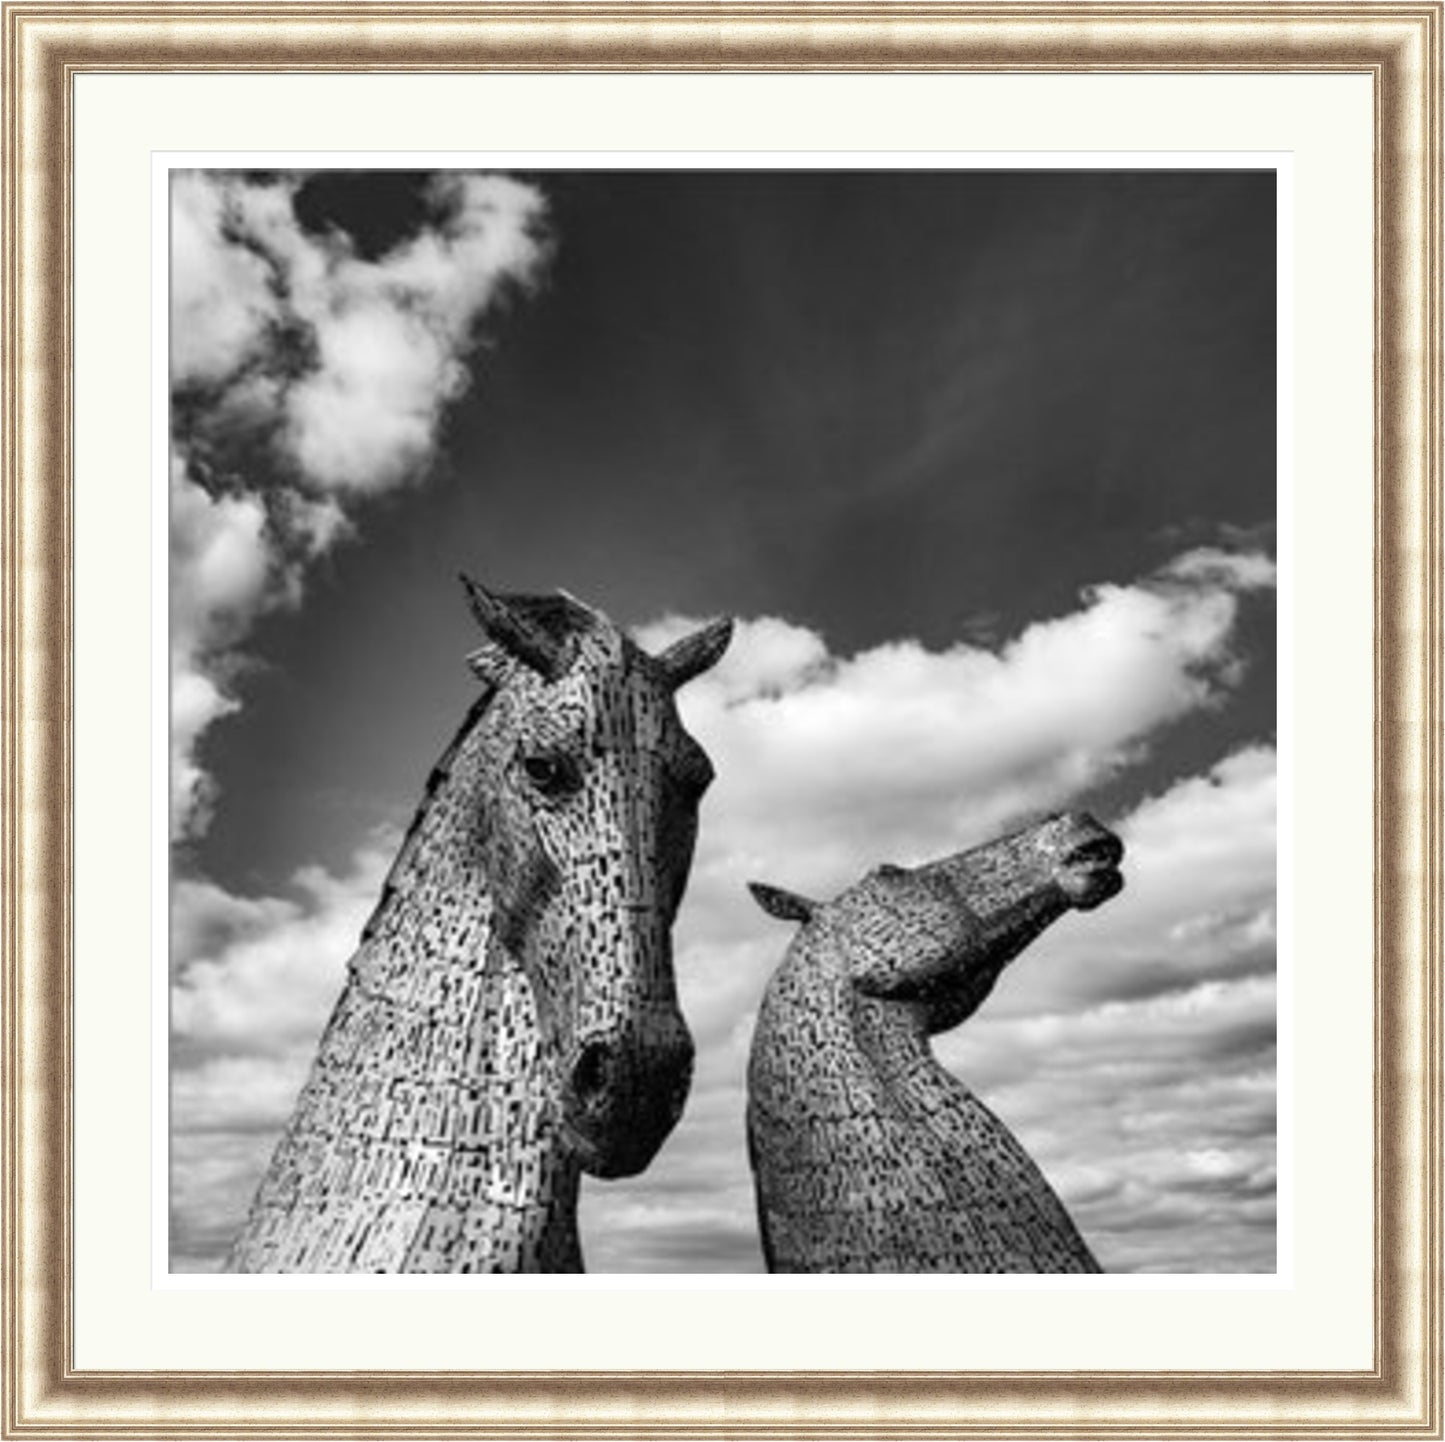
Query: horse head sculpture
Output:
[[746, 812, 1124, 1273], [457, 578, 731, 1178], [226, 578, 731, 1272]]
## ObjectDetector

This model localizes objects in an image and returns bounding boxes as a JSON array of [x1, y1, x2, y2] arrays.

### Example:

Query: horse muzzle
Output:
[[561, 1019, 695, 1178], [1044, 812, 1126, 911]]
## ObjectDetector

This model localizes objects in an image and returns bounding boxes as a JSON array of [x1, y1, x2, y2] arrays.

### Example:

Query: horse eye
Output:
[[876, 863, 906, 879], [520, 752, 578, 797]]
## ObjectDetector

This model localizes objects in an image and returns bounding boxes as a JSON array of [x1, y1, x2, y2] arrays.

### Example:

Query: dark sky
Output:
[[195, 169, 1275, 895]]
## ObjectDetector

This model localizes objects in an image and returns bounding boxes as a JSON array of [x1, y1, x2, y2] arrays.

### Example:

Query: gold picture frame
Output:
[[3, 3, 1439, 1436]]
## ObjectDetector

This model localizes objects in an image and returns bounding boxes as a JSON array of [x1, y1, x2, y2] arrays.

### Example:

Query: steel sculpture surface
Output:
[[226, 580, 731, 1272], [746, 812, 1124, 1273]]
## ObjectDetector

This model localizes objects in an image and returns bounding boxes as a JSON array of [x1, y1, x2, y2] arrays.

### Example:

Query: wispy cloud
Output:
[[169, 171, 548, 838], [170, 548, 1275, 1273]]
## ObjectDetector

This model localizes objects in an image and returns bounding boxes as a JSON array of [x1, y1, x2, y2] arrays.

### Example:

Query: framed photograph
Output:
[[3, 4, 1439, 1437]]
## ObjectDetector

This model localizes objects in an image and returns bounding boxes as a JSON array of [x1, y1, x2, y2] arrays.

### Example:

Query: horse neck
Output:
[[750, 931, 931, 1119], [229, 699, 582, 1273], [749, 932, 1097, 1273]]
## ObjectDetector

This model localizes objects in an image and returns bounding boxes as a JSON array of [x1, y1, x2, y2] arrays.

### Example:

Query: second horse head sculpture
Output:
[[746, 812, 1124, 1273], [227, 579, 732, 1272]]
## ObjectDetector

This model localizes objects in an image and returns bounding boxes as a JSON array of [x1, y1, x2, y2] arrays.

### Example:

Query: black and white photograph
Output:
[[167, 166, 1279, 1275]]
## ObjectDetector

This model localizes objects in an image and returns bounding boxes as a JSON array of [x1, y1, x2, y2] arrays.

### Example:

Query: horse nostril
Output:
[[570, 1041, 613, 1107], [1062, 834, 1124, 869]]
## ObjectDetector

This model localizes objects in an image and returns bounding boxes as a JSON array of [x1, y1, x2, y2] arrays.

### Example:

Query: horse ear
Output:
[[748, 882, 817, 924], [656, 617, 733, 691], [460, 573, 565, 681]]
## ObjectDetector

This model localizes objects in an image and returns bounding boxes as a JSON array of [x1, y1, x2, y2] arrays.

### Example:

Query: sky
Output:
[[169, 167, 1278, 1273]]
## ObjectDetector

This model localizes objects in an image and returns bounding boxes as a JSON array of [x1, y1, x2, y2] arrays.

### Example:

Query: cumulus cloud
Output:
[[171, 548, 1276, 1273], [169, 170, 548, 837], [636, 545, 1275, 900]]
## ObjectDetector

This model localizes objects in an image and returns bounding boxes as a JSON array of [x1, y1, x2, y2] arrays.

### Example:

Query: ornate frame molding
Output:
[[3, 5, 1440, 1436]]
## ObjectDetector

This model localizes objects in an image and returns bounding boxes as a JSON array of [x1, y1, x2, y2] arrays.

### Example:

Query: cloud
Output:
[[946, 974, 1277, 1273], [170, 173, 278, 388], [169, 547, 1276, 1273], [637, 545, 1275, 901], [169, 170, 548, 838], [1160, 545, 1277, 590]]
